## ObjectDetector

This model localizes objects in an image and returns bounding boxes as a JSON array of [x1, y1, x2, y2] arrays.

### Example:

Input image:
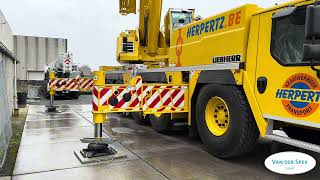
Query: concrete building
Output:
[[14, 35, 67, 81], [0, 10, 18, 116]]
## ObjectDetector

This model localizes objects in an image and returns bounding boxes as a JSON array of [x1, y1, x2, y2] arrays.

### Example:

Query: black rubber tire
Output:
[[149, 114, 173, 133], [120, 112, 131, 118], [283, 126, 320, 145], [132, 112, 149, 125], [196, 84, 259, 158], [120, 112, 126, 117], [74, 94, 80, 99]]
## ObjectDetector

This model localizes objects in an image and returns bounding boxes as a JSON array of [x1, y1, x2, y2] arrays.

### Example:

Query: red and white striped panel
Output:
[[79, 78, 93, 92], [48, 79, 79, 91], [48, 79, 59, 89], [142, 86, 186, 112], [92, 76, 186, 113], [97, 77, 143, 111]]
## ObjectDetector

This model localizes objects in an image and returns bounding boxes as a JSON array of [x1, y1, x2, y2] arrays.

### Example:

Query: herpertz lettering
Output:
[[187, 16, 225, 38]]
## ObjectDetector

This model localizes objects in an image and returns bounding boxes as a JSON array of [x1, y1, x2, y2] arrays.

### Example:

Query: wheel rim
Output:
[[205, 97, 230, 136]]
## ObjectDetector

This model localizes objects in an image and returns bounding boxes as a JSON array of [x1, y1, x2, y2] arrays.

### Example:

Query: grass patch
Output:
[[0, 108, 27, 176]]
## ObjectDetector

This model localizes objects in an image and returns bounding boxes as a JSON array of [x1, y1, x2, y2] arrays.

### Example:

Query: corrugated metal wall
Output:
[[0, 58, 12, 168], [0, 10, 15, 114], [0, 10, 14, 168], [14, 35, 67, 80]]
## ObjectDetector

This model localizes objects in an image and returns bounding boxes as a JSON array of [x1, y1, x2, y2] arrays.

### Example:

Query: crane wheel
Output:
[[132, 112, 149, 125], [196, 84, 259, 158], [149, 113, 173, 133]]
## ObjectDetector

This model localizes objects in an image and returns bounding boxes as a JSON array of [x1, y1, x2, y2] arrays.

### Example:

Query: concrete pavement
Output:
[[10, 99, 320, 179]]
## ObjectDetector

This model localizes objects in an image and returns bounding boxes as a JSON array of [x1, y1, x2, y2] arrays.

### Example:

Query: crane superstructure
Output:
[[79, 0, 320, 159]]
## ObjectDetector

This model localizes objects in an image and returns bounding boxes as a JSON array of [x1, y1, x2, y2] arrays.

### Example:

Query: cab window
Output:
[[270, 7, 307, 66], [171, 11, 193, 30]]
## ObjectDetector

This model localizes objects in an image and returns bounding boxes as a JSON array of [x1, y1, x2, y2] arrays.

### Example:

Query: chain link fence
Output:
[[0, 61, 12, 169]]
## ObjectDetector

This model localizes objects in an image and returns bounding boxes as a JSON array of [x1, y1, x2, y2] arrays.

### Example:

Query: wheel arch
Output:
[[189, 70, 237, 138]]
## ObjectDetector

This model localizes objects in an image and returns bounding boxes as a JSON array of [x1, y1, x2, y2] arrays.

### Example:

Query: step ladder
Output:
[[264, 119, 320, 153]]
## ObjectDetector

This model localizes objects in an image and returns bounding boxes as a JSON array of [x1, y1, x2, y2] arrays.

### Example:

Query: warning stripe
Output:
[[96, 78, 186, 112], [148, 87, 171, 108], [80, 79, 93, 90], [66, 79, 76, 90], [99, 87, 112, 106], [92, 86, 99, 111], [146, 86, 162, 108], [162, 87, 181, 107], [113, 88, 128, 108], [129, 98, 139, 108], [126, 77, 143, 109], [155, 86, 173, 108], [105, 86, 126, 106], [82, 80, 91, 88], [173, 92, 184, 108], [48, 79, 79, 91]]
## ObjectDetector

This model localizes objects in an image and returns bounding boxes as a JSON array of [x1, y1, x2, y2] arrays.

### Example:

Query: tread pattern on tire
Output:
[[229, 86, 259, 157]]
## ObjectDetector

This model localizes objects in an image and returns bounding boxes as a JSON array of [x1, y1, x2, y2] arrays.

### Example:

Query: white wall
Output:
[[0, 10, 14, 115]]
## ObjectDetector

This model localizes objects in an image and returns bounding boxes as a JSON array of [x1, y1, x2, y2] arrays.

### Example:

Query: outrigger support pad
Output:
[[80, 138, 116, 158], [79, 123, 116, 158]]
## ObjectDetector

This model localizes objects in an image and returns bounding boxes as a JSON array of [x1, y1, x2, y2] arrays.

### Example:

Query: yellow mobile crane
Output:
[[80, 0, 320, 159]]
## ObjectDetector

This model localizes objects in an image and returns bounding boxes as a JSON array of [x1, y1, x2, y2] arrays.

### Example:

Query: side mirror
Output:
[[303, 5, 320, 62], [305, 5, 320, 39]]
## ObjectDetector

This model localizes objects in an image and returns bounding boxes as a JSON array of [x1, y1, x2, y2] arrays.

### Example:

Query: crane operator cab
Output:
[[164, 9, 195, 46]]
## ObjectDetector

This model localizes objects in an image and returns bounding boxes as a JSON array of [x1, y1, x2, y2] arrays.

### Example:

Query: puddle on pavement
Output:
[[111, 127, 135, 134], [137, 130, 145, 133]]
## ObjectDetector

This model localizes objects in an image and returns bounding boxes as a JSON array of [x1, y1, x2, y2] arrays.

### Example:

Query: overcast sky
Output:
[[0, 0, 289, 69]]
